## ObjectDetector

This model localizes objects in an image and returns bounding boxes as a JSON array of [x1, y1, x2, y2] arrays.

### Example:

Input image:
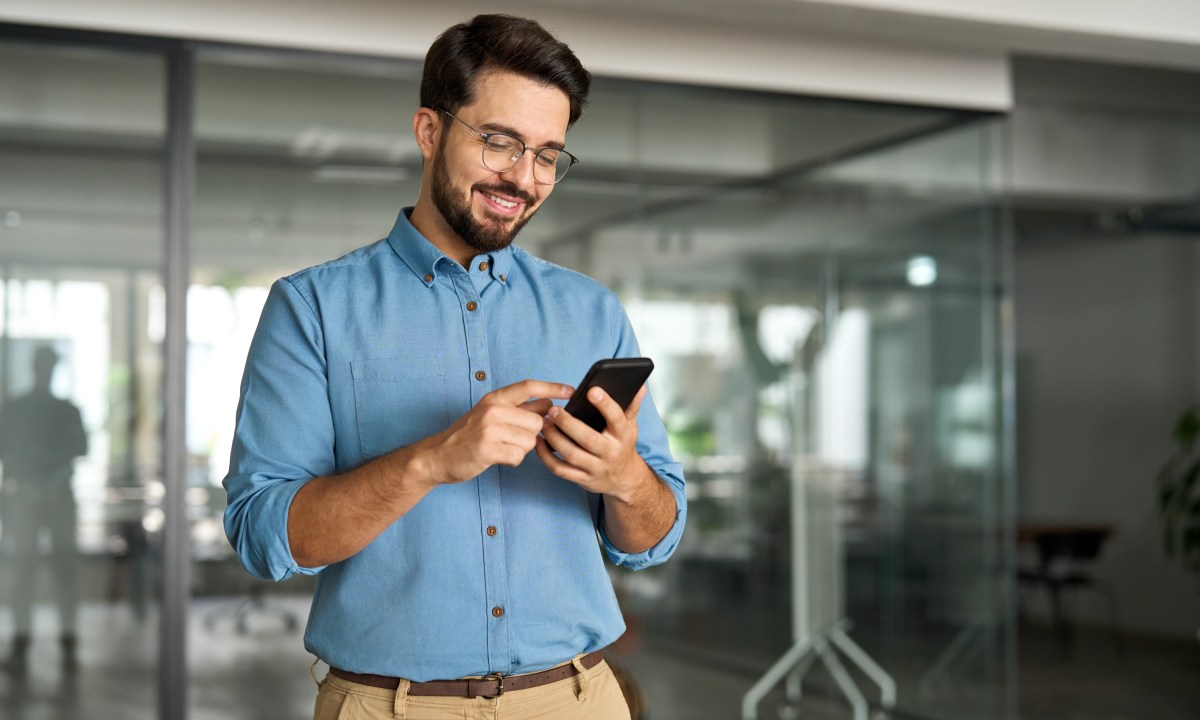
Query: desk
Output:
[[1017, 522, 1113, 548]]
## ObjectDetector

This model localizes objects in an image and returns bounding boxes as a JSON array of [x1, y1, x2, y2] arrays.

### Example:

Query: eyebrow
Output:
[[478, 121, 566, 152]]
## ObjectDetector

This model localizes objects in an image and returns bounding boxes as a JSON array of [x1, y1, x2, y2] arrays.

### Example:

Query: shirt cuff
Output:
[[599, 470, 687, 570]]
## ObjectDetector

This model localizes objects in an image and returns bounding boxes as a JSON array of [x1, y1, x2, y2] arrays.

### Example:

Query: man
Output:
[[0, 346, 88, 675], [223, 14, 686, 720]]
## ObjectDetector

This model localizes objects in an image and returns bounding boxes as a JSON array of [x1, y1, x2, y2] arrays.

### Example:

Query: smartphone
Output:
[[563, 357, 654, 432]]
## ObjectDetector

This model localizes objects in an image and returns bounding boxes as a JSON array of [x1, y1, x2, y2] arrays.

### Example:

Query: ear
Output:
[[413, 107, 442, 161]]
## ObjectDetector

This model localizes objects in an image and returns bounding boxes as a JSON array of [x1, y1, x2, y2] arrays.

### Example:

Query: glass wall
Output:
[[0, 28, 1012, 720], [563, 109, 1012, 719], [0, 39, 165, 718]]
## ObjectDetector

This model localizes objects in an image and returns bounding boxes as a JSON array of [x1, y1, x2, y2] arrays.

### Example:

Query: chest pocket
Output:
[[351, 357, 450, 460]]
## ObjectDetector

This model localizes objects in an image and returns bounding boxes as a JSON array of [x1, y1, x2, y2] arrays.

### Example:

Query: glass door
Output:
[[0, 39, 166, 719]]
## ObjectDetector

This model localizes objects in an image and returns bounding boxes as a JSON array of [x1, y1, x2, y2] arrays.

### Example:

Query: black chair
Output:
[[1017, 527, 1124, 655]]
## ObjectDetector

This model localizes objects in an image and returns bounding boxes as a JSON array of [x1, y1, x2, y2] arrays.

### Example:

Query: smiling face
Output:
[[411, 70, 571, 266]]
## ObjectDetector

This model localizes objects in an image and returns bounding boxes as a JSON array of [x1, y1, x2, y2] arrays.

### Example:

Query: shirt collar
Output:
[[387, 207, 513, 287]]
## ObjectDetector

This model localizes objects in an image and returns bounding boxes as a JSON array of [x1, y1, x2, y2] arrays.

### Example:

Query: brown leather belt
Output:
[[328, 650, 604, 698]]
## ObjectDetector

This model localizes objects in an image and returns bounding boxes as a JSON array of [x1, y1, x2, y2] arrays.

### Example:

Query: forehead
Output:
[[459, 70, 571, 143]]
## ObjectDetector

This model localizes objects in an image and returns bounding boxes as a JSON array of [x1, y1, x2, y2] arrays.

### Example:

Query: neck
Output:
[[409, 198, 475, 268]]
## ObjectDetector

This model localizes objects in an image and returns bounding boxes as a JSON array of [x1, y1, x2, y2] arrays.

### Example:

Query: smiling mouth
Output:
[[482, 191, 520, 209]]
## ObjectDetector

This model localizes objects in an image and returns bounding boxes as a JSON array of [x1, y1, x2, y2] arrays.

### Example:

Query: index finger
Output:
[[490, 378, 575, 405], [587, 383, 646, 430]]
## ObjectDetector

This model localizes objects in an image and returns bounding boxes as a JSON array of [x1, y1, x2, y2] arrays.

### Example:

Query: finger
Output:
[[541, 416, 605, 474], [546, 405, 606, 455], [491, 379, 575, 405], [496, 438, 538, 466], [624, 385, 647, 421], [540, 416, 583, 458], [474, 401, 545, 437], [479, 421, 541, 454], [586, 386, 640, 433], [519, 398, 554, 416], [535, 437, 589, 484]]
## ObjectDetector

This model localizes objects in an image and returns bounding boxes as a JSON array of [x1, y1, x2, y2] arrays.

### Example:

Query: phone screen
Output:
[[563, 357, 654, 432]]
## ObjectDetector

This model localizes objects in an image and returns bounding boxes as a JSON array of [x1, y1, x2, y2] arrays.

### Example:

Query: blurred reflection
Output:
[[0, 346, 89, 675]]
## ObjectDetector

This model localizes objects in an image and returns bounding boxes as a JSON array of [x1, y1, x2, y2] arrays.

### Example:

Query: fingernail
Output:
[[547, 406, 560, 418], [589, 387, 604, 401]]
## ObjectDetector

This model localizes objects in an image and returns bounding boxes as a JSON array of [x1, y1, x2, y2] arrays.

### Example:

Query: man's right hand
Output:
[[287, 379, 574, 568], [411, 379, 575, 487]]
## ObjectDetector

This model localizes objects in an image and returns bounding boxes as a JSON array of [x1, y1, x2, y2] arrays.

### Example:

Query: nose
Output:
[[500, 150, 539, 189]]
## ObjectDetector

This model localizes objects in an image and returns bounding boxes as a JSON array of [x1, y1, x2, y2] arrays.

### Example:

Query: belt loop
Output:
[[393, 678, 411, 720], [572, 655, 590, 702], [310, 657, 324, 689]]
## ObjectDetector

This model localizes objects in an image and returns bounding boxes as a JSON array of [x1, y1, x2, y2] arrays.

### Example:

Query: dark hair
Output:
[[421, 14, 591, 126]]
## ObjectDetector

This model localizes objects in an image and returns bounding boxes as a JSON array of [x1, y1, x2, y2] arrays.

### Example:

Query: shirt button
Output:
[[499, 274, 506, 282], [492, 606, 504, 618], [423, 274, 433, 283], [466, 301, 478, 312], [475, 370, 487, 381], [478, 261, 489, 272], [486, 525, 497, 537]]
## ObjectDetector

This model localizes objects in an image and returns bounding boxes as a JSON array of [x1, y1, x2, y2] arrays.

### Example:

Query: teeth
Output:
[[484, 192, 518, 209]]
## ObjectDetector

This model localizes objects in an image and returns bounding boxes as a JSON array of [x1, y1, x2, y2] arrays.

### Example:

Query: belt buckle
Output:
[[481, 672, 504, 698]]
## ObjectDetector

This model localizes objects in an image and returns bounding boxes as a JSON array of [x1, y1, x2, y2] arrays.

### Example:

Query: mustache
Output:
[[474, 181, 536, 205]]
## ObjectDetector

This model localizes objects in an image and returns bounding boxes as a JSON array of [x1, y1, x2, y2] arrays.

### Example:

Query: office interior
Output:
[[0, 3, 1198, 720]]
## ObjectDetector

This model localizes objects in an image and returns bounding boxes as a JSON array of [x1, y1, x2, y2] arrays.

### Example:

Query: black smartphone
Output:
[[563, 357, 654, 432]]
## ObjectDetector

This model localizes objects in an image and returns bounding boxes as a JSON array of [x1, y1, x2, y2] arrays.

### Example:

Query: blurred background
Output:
[[0, 2, 1197, 719]]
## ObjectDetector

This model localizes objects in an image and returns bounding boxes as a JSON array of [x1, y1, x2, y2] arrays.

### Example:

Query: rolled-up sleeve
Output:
[[223, 278, 335, 581], [597, 309, 687, 570]]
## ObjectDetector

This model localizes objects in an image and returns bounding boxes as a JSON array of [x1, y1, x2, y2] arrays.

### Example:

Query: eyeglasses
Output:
[[438, 108, 578, 185]]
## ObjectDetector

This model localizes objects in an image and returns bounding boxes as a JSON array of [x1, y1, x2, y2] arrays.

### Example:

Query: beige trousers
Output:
[[313, 657, 632, 720]]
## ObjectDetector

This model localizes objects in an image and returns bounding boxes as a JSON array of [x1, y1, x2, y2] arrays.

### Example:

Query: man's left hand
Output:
[[534, 385, 648, 502]]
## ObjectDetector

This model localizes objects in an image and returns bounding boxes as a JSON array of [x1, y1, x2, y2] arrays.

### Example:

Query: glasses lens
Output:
[[480, 135, 521, 173], [539, 150, 574, 184]]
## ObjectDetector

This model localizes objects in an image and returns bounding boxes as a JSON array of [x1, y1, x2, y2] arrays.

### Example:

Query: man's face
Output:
[[429, 71, 571, 255]]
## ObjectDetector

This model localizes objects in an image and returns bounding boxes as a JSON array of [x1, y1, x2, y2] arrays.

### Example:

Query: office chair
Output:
[[1017, 528, 1125, 655]]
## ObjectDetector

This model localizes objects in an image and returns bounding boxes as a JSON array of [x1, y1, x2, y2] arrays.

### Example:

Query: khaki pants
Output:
[[313, 656, 632, 720]]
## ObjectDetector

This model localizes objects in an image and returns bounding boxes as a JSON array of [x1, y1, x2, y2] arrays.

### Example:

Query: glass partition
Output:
[[576, 114, 1013, 720], [0, 39, 165, 718]]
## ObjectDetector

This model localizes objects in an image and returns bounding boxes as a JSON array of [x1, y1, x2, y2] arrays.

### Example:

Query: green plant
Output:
[[1159, 404, 1200, 578]]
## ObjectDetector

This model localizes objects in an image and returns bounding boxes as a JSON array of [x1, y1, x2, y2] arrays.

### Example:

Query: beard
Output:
[[430, 140, 539, 256]]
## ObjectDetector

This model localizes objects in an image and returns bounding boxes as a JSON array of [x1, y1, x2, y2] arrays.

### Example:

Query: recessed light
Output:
[[906, 255, 937, 287]]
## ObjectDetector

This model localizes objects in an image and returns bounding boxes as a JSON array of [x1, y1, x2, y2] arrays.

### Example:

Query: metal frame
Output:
[[162, 43, 195, 720]]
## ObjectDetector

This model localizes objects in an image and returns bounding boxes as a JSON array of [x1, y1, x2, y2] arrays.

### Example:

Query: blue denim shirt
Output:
[[223, 209, 686, 680]]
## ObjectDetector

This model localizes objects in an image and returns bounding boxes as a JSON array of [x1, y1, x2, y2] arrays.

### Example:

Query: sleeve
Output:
[[597, 306, 687, 571], [222, 278, 335, 581]]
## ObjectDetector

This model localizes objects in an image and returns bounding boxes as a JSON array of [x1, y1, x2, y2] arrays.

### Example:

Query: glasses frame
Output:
[[437, 108, 579, 185]]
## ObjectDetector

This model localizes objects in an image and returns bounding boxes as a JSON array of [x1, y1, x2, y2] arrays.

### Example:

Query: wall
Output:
[[1014, 234, 1199, 637]]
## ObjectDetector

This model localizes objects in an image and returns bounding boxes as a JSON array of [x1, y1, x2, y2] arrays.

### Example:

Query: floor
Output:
[[1, 597, 1197, 720]]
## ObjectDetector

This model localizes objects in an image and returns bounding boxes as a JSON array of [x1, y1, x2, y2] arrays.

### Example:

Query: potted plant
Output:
[[1158, 404, 1200, 587]]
